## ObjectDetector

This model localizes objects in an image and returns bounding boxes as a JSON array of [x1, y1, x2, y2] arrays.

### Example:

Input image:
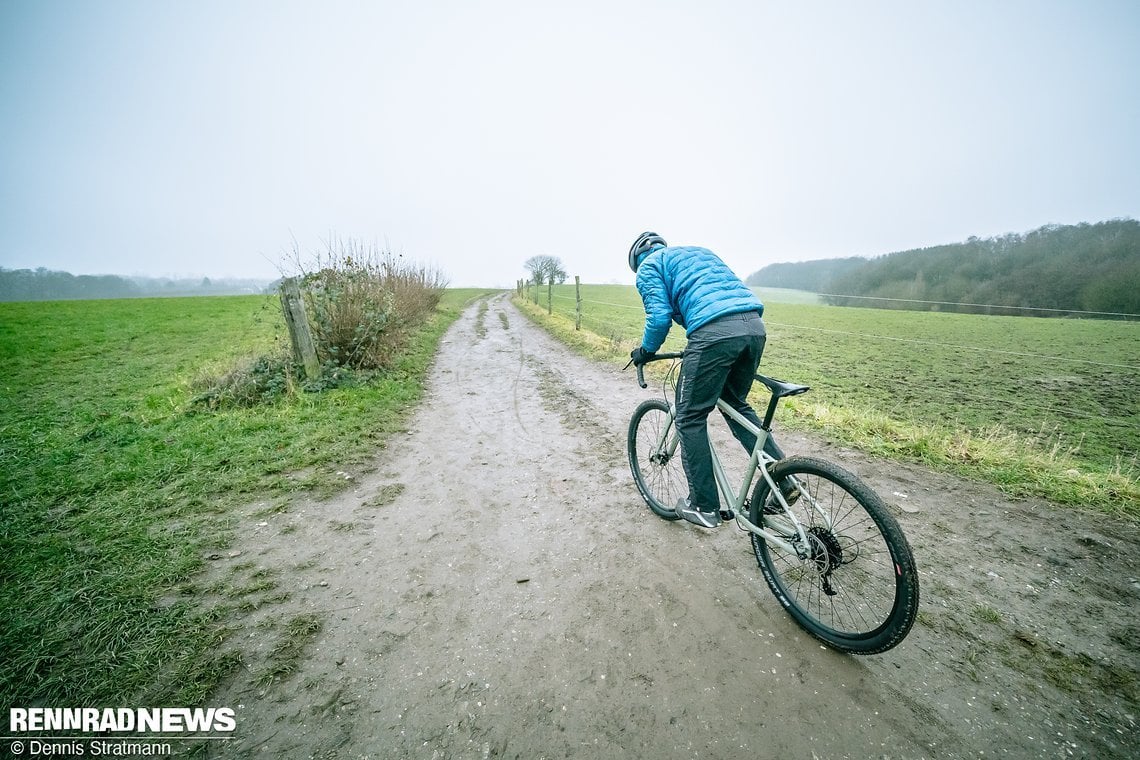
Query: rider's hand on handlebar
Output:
[[630, 346, 656, 367]]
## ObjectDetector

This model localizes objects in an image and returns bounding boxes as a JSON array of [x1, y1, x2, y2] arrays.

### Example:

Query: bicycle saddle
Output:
[[755, 374, 810, 399]]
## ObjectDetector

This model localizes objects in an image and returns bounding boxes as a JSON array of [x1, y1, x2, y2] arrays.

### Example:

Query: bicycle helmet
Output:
[[628, 232, 667, 272]]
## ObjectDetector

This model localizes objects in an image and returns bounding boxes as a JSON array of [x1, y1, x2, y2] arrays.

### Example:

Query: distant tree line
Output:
[[745, 257, 866, 291], [746, 219, 1140, 318], [0, 267, 274, 302]]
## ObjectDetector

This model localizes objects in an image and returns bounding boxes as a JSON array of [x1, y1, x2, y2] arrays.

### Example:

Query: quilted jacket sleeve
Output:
[[635, 255, 675, 353]]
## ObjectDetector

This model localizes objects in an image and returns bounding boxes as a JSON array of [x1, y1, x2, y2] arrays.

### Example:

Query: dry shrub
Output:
[[290, 238, 448, 370]]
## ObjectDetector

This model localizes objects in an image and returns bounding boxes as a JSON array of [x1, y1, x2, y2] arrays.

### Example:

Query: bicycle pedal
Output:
[[718, 509, 735, 522]]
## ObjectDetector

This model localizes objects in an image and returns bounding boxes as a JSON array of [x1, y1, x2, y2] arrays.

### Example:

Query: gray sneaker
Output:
[[675, 499, 721, 529], [762, 478, 801, 515], [780, 479, 802, 506]]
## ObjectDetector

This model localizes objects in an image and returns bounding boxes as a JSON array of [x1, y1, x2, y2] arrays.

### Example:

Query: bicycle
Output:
[[626, 352, 919, 654]]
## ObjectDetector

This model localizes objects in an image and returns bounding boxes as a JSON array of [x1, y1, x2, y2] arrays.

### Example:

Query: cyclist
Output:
[[628, 231, 784, 529]]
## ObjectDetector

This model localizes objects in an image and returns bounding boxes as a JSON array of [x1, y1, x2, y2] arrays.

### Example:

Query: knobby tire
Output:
[[750, 455, 919, 654], [627, 399, 683, 520]]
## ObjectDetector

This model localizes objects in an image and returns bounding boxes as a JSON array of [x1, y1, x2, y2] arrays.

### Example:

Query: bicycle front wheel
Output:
[[750, 455, 919, 654], [627, 399, 683, 520]]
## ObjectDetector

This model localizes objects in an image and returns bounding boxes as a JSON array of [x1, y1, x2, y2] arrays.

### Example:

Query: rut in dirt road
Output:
[[211, 294, 1139, 760]]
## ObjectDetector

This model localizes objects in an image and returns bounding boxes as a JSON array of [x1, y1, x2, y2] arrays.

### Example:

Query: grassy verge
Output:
[[0, 289, 494, 708], [511, 291, 1140, 520]]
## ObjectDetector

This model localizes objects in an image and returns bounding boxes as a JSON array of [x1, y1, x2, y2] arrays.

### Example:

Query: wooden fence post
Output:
[[547, 280, 552, 315], [575, 276, 581, 330], [279, 277, 321, 381]]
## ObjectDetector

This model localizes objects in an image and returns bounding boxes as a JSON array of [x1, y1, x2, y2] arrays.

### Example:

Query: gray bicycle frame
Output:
[[658, 398, 824, 556]]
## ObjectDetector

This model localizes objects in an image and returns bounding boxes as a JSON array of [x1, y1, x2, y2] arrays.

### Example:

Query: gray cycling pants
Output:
[[675, 311, 783, 512]]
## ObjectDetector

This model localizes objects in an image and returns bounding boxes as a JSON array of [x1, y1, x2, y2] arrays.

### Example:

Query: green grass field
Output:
[[0, 289, 493, 707], [518, 283, 1140, 517]]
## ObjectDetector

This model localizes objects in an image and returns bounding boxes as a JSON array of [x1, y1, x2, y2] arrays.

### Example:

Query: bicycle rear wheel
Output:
[[627, 399, 683, 520], [750, 455, 919, 654]]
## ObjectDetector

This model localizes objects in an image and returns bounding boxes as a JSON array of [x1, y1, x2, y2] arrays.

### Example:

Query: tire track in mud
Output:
[[208, 293, 1139, 759]]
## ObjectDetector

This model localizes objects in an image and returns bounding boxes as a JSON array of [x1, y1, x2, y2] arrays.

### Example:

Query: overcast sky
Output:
[[2, 1, 1138, 287]]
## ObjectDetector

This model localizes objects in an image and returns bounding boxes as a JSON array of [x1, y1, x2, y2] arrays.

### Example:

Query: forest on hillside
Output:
[[747, 219, 1140, 317], [0, 267, 273, 301], [744, 257, 866, 291]]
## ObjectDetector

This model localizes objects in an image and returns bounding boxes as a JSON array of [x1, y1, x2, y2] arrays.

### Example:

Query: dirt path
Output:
[[211, 294, 1139, 759]]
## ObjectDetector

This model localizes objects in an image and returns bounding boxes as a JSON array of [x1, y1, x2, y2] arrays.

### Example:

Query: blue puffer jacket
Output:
[[635, 244, 764, 352]]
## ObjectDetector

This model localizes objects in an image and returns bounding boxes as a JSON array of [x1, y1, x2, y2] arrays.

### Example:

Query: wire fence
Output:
[[517, 280, 1140, 455], [532, 287, 1140, 371], [814, 292, 1140, 320]]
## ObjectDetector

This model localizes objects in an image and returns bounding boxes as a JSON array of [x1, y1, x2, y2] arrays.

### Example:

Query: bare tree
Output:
[[524, 255, 568, 285]]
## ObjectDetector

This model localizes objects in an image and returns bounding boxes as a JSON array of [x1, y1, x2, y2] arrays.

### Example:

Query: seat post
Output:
[[762, 394, 780, 431]]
